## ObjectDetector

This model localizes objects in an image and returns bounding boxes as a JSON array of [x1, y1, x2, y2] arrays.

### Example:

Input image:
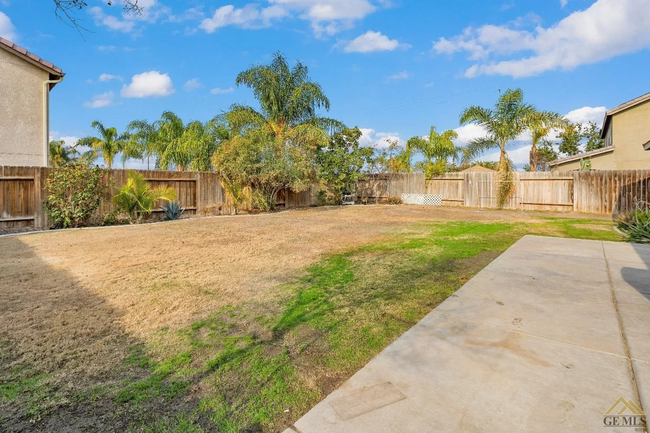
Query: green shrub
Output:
[[386, 196, 403, 205], [617, 209, 650, 243], [44, 164, 108, 229], [113, 171, 177, 222]]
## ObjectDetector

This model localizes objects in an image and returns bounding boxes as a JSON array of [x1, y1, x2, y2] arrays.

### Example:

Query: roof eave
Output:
[[549, 146, 615, 166]]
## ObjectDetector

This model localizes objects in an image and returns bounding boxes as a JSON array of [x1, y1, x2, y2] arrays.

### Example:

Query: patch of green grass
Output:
[[0, 374, 48, 403], [116, 353, 192, 404], [45, 217, 620, 432]]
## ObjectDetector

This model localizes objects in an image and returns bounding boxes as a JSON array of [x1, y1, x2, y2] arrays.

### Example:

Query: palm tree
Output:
[[459, 89, 537, 206], [124, 120, 157, 170], [407, 127, 458, 178], [78, 121, 126, 169], [528, 111, 567, 171], [112, 171, 177, 222], [48, 140, 73, 168], [222, 52, 344, 142]]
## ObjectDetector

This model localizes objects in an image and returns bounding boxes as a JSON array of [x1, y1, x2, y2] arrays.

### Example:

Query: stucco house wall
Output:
[[0, 38, 64, 167]]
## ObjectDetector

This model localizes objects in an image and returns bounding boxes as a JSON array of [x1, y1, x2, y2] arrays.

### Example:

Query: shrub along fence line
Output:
[[426, 170, 650, 214], [0, 167, 424, 229]]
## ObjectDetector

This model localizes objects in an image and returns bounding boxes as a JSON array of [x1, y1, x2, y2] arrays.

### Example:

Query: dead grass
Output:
[[0, 205, 618, 431]]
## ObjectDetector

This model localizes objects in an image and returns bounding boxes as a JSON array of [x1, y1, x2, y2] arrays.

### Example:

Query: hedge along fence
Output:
[[0, 167, 426, 229], [426, 170, 650, 214]]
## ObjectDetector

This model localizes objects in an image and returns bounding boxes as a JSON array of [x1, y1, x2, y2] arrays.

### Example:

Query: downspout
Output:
[[43, 76, 64, 166]]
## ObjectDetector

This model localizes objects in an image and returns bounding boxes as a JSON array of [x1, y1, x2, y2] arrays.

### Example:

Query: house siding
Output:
[[0, 47, 49, 167], [553, 99, 650, 171]]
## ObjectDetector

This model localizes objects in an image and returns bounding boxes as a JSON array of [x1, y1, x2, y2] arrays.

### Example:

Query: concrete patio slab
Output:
[[286, 236, 650, 433]]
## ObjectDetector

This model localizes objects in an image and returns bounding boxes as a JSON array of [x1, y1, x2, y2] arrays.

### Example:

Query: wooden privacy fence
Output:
[[0, 167, 330, 229], [357, 173, 425, 203], [426, 170, 650, 214]]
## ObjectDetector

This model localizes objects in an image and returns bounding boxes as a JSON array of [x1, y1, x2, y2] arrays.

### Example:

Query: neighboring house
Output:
[[460, 165, 495, 173], [0, 38, 65, 167], [551, 92, 650, 171]]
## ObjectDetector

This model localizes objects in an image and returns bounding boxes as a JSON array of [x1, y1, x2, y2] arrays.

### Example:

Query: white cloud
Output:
[[83, 91, 115, 108], [98, 73, 123, 82], [433, 0, 650, 78], [0, 11, 17, 41], [564, 106, 607, 125], [210, 87, 234, 95], [560, 0, 569, 7], [200, 0, 384, 36], [359, 128, 405, 149], [183, 78, 203, 91], [50, 132, 81, 148], [199, 4, 287, 33], [389, 70, 410, 80], [89, 6, 135, 33], [121, 71, 175, 98], [342, 30, 409, 53]]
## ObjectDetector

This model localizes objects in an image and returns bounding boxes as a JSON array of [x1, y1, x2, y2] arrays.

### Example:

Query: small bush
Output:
[[113, 171, 177, 222], [617, 209, 650, 243], [45, 164, 108, 229], [317, 189, 340, 206], [387, 197, 403, 205], [162, 201, 185, 221], [101, 210, 129, 226]]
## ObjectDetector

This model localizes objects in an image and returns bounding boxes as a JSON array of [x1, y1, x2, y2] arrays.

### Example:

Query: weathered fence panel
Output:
[[357, 173, 425, 202], [573, 170, 650, 214], [425, 173, 464, 206]]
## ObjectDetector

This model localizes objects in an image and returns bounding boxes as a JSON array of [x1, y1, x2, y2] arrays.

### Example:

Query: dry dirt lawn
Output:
[[0, 205, 612, 431]]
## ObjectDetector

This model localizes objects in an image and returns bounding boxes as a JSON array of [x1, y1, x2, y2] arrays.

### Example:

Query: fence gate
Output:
[[0, 166, 40, 229]]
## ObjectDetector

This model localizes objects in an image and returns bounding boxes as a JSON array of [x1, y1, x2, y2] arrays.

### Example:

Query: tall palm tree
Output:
[[459, 88, 537, 206], [124, 120, 157, 170], [222, 52, 344, 142], [407, 127, 458, 177], [48, 140, 72, 168], [528, 111, 567, 171], [78, 121, 126, 169]]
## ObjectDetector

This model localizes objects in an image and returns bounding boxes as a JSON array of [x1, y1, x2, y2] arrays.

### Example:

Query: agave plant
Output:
[[161, 201, 185, 221], [617, 208, 650, 244], [113, 171, 177, 222]]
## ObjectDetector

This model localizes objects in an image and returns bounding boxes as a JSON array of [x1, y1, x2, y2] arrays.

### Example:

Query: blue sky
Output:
[[1, 0, 649, 168]]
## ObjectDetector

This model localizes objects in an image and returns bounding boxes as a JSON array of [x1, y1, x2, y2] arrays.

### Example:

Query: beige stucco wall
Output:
[[0, 47, 49, 167], [554, 100, 650, 171]]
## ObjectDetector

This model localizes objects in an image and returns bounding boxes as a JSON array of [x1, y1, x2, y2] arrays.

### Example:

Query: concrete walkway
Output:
[[285, 236, 650, 433]]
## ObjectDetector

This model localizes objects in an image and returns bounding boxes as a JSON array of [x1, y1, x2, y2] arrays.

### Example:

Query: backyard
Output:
[[0, 206, 622, 432]]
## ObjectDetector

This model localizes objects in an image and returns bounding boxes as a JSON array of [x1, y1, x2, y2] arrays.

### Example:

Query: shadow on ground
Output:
[[0, 237, 195, 432], [621, 244, 650, 302]]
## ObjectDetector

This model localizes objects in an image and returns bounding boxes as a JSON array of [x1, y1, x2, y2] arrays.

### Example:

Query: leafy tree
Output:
[[212, 128, 318, 211], [583, 121, 606, 152], [222, 52, 344, 142], [112, 171, 177, 222], [317, 128, 374, 203], [78, 121, 126, 170], [528, 111, 567, 171], [48, 140, 73, 168], [407, 127, 458, 178], [524, 139, 558, 172], [558, 123, 582, 157], [460, 89, 536, 206], [370, 140, 411, 174]]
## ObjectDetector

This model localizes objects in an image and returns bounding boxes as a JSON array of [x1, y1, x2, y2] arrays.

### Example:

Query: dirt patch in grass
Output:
[[0, 206, 620, 431]]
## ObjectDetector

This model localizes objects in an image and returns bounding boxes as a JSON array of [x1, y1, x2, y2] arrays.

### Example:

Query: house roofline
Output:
[[0, 37, 65, 84], [600, 92, 650, 138], [549, 146, 615, 166]]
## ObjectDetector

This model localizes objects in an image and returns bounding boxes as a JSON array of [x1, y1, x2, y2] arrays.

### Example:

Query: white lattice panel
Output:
[[401, 194, 443, 206]]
